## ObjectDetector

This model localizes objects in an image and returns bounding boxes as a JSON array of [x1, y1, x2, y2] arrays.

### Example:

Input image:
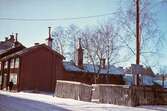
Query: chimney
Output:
[[100, 58, 105, 69], [34, 43, 39, 46], [14, 33, 20, 47], [9, 35, 15, 43], [46, 27, 53, 48], [15, 33, 18, 42], [5, 37, 8, 41], [75, 38, 83, 68]]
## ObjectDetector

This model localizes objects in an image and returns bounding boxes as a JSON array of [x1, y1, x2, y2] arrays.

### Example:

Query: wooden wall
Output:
[[63, 71, 125, 85], [19, 47, 63, 92]]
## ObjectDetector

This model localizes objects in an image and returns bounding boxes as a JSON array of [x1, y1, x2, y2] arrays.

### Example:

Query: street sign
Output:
[[131, 64, 143, 74]]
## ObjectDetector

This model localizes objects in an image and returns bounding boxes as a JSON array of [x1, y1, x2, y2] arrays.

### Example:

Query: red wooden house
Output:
[[0, 29, 64, 92], [0, 44, 64, 92]]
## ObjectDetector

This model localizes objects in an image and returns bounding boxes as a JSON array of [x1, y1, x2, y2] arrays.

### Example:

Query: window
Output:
[[4, 61, 8, 69], [9, 73, 17, 85], [10, 59, 15, 68], [15, 58, 20, 68]]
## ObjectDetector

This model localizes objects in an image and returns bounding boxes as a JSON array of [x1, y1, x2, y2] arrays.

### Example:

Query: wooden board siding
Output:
[[55, 80, 92, 102], [63, 71, 125, 85], [56, 81, 167, 106], [92, 85, 167, 106], [19, 47, 63, 92]]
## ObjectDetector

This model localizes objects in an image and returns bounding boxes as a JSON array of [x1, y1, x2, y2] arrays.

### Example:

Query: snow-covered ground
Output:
[[0, 91, 167, 111]]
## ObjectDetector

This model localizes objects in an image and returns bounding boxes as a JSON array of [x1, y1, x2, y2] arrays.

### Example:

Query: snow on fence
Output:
[[55, 80, 167, 106], [55, 80, 92, 102]]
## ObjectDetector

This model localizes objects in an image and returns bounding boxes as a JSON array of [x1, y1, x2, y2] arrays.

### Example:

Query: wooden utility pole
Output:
[[135, 0, 140, 86]]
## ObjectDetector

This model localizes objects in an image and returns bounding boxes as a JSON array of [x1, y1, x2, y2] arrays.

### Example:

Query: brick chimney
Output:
[[14, 33, 19, 47], [5, 37, 8, 41], [75, 38, 83, 68], [100, 58, 105, 69], [46, 27, 53, 48], [9, 35, 15, 43], [15, 33, 18, 42]]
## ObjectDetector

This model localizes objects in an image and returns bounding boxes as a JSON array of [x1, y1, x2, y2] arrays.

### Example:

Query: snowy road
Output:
[[0, 91, 167, 111]]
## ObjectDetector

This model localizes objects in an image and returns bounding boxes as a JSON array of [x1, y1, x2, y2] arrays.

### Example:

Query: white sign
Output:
[[131, 64, 143, 74]]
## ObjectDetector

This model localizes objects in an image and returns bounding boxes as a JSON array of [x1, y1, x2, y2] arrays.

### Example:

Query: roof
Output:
[[0, 41, 13, 50], [0, 41, 15, 54], [143, 67, 155, 76], [0, 45, 25, 59], [124, 66, 155, 76], [0, 38, 25, 55], [123, 74, 154, 86], [154, 80, 167, 88], [63, 61, 124, 75], [63, 62, 84, 72], [1, 44, 65, 61]]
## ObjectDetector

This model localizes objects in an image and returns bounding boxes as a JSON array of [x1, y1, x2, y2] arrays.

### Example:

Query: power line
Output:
[[0, 12, 116, 22]]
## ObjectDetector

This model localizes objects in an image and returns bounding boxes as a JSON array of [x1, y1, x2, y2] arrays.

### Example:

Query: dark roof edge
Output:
[[0, 44, 65, 61]]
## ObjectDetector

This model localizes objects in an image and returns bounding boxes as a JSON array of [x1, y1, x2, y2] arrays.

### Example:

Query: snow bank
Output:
[[0, 91, 166, 111]]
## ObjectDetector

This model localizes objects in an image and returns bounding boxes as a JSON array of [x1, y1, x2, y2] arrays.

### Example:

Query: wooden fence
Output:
[[55, 80, 167, 106], [91, 84, 134, 106], [92, 84, 167, 106], [55, 80, 92, 102], [131, 86, 167, 105]]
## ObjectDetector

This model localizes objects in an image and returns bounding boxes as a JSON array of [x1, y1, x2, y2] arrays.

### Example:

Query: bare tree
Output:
[[52, 25, 81, 60], [81, 22, 123, 83], [116, 0, 164, 67], [52, 26, 66, 55]]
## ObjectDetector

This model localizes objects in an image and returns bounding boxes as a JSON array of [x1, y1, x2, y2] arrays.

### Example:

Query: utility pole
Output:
[[135, 0, 140, 86]]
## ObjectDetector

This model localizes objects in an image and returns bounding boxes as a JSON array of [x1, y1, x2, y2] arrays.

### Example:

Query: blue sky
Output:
[[0, 0, 119, 46], [0, 0, 167, 72]]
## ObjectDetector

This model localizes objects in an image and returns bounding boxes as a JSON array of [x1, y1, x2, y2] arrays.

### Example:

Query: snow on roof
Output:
[[154, 80, 167, 88], [123, 74, 133, 86], [142, 75, 154, 86], [83, 64, 124, 75], [0, 41, 13, 49], [63, 61, 124, 75], [123, 75, 154, 86], [63, 62, 84, 72], [109, 66, 124, 75], [0, 49, 5, 54], [83, 64, 99, 73], [0, 41, 14, 55]]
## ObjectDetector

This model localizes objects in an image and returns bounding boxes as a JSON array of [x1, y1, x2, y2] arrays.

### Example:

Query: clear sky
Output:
[[0, 0, 166, 71], [0, 0, 119, 46]]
